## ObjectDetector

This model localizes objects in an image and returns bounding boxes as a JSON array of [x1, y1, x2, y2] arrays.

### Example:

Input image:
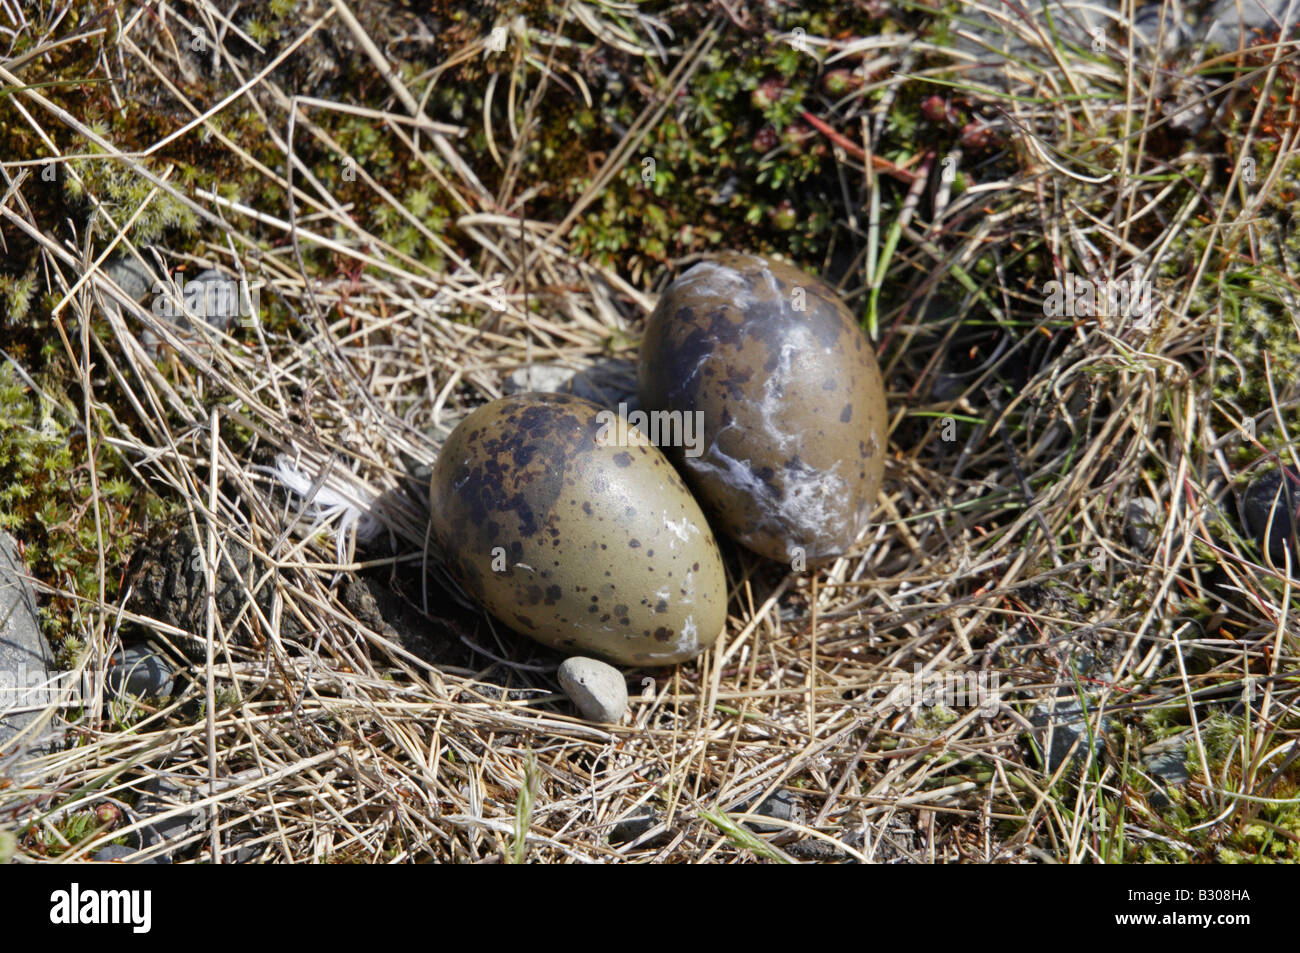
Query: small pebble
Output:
[[1123, 496, 1160, 553], [743, 789, 806, 834], [608, 809, 658, 845], [557, 656, 627, 724], [106, 645, 174, 698], [1146, 746, 1189, 786], [1029, 697, 1106, 774], [184, 268, 241, 330], [1239, 466, 1300, 571], [103, 256, 157, 303], [91, 844, 167, 864]]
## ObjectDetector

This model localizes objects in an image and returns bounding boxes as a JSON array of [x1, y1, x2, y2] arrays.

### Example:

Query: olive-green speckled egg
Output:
[[429, 392, 728, 666], [638, 252, 887, 563]]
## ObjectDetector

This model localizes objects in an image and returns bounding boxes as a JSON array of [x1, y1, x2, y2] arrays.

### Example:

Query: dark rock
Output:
[[106, 645, 175, 698], [1239, 466, 1300, 572], [137, 775, 207, 859], [742, 789, 806, 834], [609, 809, 662, 846], [128, 529, 295, 657], [1123, 496, 1160, 553], [102, 256, 158, 304], [608, 806, 670, 842]]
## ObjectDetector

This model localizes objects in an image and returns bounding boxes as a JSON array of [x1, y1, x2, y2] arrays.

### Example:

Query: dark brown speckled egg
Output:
[[638, 252, 887, 563], [429, 392, 727, 666]]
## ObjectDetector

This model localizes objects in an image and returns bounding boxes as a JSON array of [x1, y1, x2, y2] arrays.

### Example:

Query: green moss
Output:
[[0, 363, 153, 646]]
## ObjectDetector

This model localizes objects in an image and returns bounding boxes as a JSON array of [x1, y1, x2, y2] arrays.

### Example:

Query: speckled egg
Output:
[[638, 252, 887, 563], [429, 392, 728, 666]]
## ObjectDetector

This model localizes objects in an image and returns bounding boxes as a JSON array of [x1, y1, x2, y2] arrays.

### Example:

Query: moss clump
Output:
[[62, 122, 198, 245], [1135, 712, 1300, 863], [0, 363, 163, 645]]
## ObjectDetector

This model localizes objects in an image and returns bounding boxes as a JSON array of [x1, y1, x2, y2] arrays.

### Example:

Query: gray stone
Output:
[[138, 266, 247, 357], [608, 808, 662, 846], [0, 531, 54, 753], [742, 789, 806, 834], [952, 1, 1106, 84], [137, 774, 207, 856], [1124, 496, 1161, 553], [557, 656, 627, 723], [1030, 696, 1106, 774], [565, 359, 638, 411], [1239, 466, 1300, 572], [181, 268, 240, 330], [1131, 1, 1195, 55], [1205, 0, 1300, 49], [1146, 745, 1189, 785], [91, 843, 168, 864], [102, 256, 157, 303], [105, 645, 174, 699]]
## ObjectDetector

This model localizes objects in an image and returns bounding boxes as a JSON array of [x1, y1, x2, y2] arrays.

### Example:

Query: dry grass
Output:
[[2, 0, 1299, 863]]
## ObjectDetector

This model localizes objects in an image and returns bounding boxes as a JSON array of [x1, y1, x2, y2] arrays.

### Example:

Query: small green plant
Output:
[[509, 751, 538, 864], [700, 807, 793, 863], [63, 122, 198, 245], [0, 363, 149, 645]]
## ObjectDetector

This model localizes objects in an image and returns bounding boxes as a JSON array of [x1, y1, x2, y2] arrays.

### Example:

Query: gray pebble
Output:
[[91, 843, 168, 864], [137, 775, 207, 856], [1124, 496, 1161, 553], [105, 645, 174, 699], [103, 256, 157, 303], [1205, 0, 1300, 49], [557, 656, 627, 723], [952, 1, 1105, 83], [1239, 466, 1300, 571], [1030, 696, 1106, 774], [1131, 2, 1194, 55], [504, 361, 639, 412], [609, 809, 659, 845], [0, 530, 54, 753], [1146, 746, 1190, 786], [183, 268, 241, 330], [743, 789, 806, 834]]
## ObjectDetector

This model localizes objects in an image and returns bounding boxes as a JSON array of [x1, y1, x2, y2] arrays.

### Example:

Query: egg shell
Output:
[[429, 392, 727, 666], [637, 252, 887, 563]]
